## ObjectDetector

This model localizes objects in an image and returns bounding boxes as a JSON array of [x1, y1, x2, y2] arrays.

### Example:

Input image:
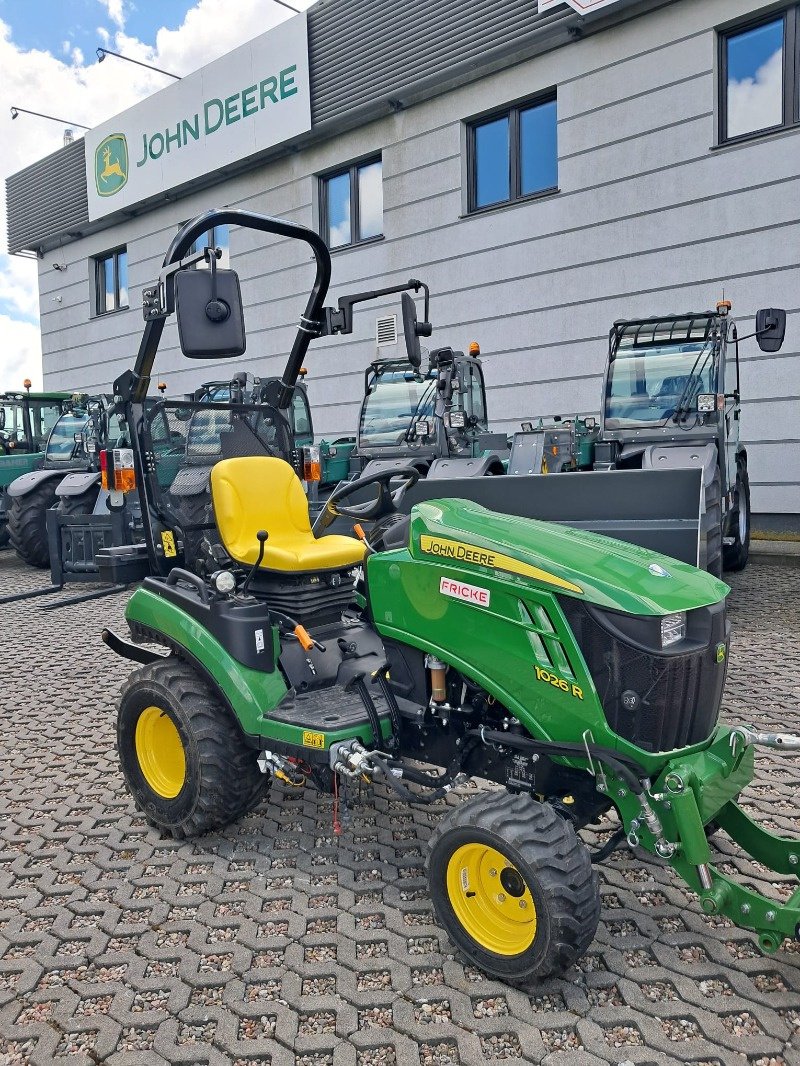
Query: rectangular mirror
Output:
[[175, 268, 246, 359], [755, 307, 786, 353]]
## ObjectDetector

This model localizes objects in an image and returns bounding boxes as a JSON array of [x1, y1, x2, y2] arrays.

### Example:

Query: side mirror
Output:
[[175, 266, 246, 359], [755, 308, 786, 353], [401, 292, 432, 370], [0, 409, 5, 431]]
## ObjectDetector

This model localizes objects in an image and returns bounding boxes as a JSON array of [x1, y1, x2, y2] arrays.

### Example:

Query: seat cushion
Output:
[[211, 456, 365, 572]]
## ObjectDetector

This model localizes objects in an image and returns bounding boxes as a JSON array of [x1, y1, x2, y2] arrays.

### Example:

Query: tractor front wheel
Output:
[[117, 658, 265, 838], [427, 792, 600, 984], [723, 463, 750, 572], [8, 480, 58, 568]]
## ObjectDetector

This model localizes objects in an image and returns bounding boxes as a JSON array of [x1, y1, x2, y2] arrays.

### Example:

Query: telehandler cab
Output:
[[104, 209, 800, 985]]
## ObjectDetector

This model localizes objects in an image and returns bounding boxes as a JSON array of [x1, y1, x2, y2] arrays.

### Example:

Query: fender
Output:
[[7, 468, 68, 499], [641, 441, 718, 501], [124, 584, 288, 738], [55, 471, 101, 497], [427, 454, 505, 479]]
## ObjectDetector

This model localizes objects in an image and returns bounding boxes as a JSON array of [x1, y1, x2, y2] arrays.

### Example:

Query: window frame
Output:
[[184, 223, 230, 268], [717, 5, 800, 145], [94, 246, 128, 316], [466, 91, 558, 215], [319, 154, 384, 250]]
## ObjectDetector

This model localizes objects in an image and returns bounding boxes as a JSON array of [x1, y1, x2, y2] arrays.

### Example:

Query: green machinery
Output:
[[501, 304, 786, 574], [5, 394, 115, 567], [103, 210, 799, 984], [0, 386, 68, 548]]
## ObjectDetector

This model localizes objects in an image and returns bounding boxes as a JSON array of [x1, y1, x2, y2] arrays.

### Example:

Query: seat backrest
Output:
[[210, 456, 311, 564], [656, 375, 689, 398]]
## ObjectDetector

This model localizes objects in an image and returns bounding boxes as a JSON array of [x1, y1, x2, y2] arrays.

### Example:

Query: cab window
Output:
[[292, 391, 312, 437], [469, 365, 487, 424]]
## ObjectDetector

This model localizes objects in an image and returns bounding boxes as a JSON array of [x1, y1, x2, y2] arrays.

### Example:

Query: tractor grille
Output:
[[558, 597, 728, 753]]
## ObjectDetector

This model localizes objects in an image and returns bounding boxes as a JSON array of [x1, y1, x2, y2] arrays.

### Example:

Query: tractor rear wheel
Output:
[[56, 485, 101, 516], [171, 492, 219, 576], [427, 792, 600, 984], [116, 657, 265, 838], [723, 463, 750, 572], [8, 480, 58, 568]]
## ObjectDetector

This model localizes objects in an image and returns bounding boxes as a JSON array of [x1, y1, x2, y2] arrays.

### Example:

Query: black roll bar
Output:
[[118, 208, 333, 408]]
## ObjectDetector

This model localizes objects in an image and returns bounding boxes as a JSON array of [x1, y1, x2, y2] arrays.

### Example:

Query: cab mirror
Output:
[[755, 308, 786, 353], [175, 267, 246, 359], [401, 293, 422, 369], [0, 409, 5, 431]]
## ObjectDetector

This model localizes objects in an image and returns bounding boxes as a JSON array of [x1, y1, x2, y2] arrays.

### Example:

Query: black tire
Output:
[[700, 469, 723, 578], [426, 791, 600, 984], [8, 479, 58, 568], [171, 492, 220, 576], [116, 657, 265, 838], [723, 463, 750, 572], [0, 521, 9, 549], [56, 485, 101, 516]]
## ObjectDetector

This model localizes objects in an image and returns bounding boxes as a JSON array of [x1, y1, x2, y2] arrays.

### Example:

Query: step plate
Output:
[[270, 686, 390, 733]]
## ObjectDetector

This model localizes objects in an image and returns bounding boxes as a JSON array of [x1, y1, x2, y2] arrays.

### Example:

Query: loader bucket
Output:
[[402, 468, 704, 567]]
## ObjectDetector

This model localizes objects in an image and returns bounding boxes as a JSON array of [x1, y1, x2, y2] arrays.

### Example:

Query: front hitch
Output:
[[656, 726, 800, 951]]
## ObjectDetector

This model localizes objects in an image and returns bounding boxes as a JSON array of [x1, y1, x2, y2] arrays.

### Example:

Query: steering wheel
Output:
[[313, 465, 420, 536]]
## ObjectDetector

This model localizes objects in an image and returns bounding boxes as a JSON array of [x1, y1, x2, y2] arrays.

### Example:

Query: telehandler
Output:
[[103, 210, 800, 985]]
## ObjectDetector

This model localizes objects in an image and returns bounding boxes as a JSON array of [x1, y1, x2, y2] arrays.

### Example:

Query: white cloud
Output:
[[98, 0, 126, 31], [727, 46, 783, 139], [0, 315, 45, 390], [0, 0, 315, 390]]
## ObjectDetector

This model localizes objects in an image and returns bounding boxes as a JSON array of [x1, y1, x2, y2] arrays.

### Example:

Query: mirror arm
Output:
[[322, 279, 428, 336]]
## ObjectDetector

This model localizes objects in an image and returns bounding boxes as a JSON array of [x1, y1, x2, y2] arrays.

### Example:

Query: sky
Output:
[[0, 0, 313, 391]]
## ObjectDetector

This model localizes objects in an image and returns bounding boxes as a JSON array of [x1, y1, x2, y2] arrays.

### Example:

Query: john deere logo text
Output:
[[418, 534, 583, 594], [95, 134, 128, 196]]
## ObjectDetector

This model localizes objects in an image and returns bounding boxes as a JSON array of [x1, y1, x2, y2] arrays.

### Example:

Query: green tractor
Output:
[[104, 209, 800, 985], [0, 387, 68, 548], [6, 395, 118, 568]]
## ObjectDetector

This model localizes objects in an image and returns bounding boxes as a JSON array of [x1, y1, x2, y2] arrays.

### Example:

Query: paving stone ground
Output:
[[0, 552, 798, 1066]]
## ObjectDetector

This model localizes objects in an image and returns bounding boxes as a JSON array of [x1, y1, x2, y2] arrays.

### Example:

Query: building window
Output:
[[719, 8, 799, 142], [468, 95, 558, 213], [95, 247, 128, 314], [321, 157, 383, 249], [186, 224, 230, 267]]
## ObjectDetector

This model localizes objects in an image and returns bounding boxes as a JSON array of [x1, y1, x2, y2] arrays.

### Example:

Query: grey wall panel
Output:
[[6, 139, 89, 255]]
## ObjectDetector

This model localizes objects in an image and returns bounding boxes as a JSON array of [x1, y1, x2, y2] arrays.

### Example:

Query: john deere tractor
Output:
[[0, 387, 67, 548], [104, 209, 800, 986]]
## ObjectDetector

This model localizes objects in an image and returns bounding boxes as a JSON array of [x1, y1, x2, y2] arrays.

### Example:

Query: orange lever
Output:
[[294, 624, 315, 652], [353, 524, 367, 541]]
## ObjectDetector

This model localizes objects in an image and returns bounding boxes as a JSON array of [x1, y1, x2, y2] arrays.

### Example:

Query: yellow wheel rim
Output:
[[134, 706, 186, 799], [446, 843, 537, 956]]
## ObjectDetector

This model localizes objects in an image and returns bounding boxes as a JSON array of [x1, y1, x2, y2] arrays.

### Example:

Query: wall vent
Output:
[[376, 314, 398, 347]]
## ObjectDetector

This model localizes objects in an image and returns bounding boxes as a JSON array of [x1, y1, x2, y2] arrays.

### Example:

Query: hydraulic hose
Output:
[[369, 753, 451, 805], [466, 728, 647, 795]]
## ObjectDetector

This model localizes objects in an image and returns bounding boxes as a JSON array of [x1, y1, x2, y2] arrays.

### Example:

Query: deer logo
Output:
[[94, 134, 128, 196]]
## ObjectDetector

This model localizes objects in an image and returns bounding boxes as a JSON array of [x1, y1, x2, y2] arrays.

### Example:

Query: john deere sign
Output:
[[84, 14, 310, 221]]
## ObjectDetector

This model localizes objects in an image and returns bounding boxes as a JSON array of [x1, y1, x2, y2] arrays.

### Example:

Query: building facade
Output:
[[6, 0, 800, 526]]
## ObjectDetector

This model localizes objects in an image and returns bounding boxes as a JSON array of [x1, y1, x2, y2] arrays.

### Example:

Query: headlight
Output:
[[448, 411, 465, 429], [660, 612, 686, 648], [697, 394, 716, 413], [415, 419, 431, 437]]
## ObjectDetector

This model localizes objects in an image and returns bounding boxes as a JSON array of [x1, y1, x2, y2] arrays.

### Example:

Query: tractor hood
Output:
[[408, 499, 728, 616]]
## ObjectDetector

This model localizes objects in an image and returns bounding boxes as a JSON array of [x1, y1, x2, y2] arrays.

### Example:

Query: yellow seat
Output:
[[210, 456, 365, 573]]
